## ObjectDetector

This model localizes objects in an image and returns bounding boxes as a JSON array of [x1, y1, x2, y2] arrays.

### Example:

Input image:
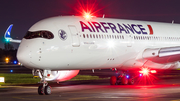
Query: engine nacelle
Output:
[[46, 70, 79, 82], [33, 70, 79, 82]]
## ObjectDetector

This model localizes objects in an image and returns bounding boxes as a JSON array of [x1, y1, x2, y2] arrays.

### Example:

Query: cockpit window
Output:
[[24, 31, 54, 39]]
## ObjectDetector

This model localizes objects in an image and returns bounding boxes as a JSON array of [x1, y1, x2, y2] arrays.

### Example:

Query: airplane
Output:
[[4, 14, 180, 95]]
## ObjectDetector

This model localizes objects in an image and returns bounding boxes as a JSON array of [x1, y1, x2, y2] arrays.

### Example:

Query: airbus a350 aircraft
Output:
[[4, 15, 180, 95]]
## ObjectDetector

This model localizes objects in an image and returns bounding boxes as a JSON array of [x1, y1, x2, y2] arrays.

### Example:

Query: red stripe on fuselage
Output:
[[147, 25, 153, 35]]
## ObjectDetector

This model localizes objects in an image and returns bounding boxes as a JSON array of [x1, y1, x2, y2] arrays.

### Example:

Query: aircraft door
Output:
[[68, 25, 80, 47]]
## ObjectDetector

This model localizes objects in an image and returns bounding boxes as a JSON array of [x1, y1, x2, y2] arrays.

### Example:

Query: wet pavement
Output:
[[1, 65, 180, 101], [0, 77, 180, 101]]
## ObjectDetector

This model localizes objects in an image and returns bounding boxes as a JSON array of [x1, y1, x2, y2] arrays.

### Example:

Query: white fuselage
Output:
[[17, 16, 180, 70]]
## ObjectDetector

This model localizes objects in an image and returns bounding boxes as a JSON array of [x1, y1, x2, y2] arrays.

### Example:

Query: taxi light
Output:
[[5, 57, 9, 63], [13, 61, 17, 64], [5, 58, 9, 61]]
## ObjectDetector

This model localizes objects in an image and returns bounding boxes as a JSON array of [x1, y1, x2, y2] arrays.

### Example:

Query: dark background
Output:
[[0, 0, 180, 49]]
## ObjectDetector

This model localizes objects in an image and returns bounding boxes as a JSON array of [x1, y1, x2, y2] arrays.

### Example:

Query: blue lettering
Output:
[[117, 23, 127, 33], [123, 24, 134, 34], [80, 21, 149, 35], [107, 23, 119, 33], [100, 22, 110, 33], [138, 25, 147, 34], [88, 22, 96, 32], [131, 24, 141, 34], [80, 21, 92, 32], [92, 22, 105, 33]]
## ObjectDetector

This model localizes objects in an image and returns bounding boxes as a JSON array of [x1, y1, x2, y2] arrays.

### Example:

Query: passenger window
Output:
[[107, 35, 109, 39], [90, 34, 92, 38], [93, 34, 95, 38], [104, 35, 106, 39]]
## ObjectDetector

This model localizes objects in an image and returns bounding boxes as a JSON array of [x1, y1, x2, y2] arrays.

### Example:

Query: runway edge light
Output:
[[0, 77, 5, 83]]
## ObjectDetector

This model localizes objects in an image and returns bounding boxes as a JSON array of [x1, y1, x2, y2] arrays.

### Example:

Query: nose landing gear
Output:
[[36, 69, 52, 95]]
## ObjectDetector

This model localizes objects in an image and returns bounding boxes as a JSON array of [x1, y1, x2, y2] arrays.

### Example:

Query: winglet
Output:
[[4, 24, 21, 43], [4, 24, 13, 40]]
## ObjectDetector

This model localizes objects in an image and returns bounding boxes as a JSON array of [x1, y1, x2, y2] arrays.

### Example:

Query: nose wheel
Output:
[[38, 85, 52, 95], [37, 70, 52, 95]]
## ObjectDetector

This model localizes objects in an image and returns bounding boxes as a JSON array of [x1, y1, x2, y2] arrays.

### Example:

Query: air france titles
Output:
[[80, 21, 153, 35]]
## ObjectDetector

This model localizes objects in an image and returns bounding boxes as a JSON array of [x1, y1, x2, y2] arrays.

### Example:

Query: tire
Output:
[[44, 85, 52, 95], [38, 85, 44, 95], [128, 78, 134, 85], [121, 76, 128, 85], [110, 76, 117, 85]]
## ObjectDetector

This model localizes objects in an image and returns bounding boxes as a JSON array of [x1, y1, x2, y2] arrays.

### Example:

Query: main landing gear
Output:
[[110, 71, 135, 85], [36, 70, 52, 95]]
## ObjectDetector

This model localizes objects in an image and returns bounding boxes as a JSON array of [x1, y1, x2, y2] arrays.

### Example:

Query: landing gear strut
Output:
[[110, 71, 134, 85], [37, 70, 52, 95]]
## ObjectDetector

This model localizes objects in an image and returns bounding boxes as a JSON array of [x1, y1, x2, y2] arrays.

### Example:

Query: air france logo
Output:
[[59, 30, 67, 40], [80, 21, 153, 35]]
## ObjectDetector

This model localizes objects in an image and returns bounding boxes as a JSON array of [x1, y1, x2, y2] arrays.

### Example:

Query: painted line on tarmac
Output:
[[2, 86, 37, 88]]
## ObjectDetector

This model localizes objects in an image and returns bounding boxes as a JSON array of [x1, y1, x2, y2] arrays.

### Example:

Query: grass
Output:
[[69, 75, 108, 81], [0, 73, 108, 86], [0, 73, 40, 86]]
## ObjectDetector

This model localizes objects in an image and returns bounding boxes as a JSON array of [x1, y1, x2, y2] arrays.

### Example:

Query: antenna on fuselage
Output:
[[103, 14, 105, 18], [172, 20, 174, 24]]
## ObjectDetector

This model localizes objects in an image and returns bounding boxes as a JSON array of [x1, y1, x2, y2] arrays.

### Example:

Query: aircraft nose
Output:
[[17, 45, 31, 66]]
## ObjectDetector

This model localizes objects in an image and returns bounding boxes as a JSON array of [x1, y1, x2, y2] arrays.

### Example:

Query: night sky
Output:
[[1, 0, 180, 49]]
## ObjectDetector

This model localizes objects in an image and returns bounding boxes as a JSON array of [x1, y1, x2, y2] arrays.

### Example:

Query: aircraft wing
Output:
[[137, 46, 180, 64], [4, 24, 21, 43]]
